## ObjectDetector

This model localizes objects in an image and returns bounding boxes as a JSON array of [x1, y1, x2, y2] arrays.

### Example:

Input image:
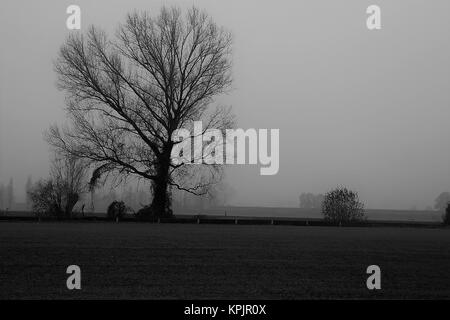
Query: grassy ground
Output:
[[0, 222, 449, 299]]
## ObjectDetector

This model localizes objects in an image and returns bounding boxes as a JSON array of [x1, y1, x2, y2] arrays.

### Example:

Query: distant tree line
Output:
[[299, 193, 324, 209]]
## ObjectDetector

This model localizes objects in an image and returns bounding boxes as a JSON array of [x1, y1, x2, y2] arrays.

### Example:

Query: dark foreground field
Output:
[[0, 222, 449, 299]]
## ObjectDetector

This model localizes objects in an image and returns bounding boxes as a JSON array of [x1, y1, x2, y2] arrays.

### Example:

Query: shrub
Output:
[[107, 201, 127, 220], [322, 187, 365, 224], [135, 204, 173, 220], [135, 205, 154, 220], [28, 179, 63, 218]]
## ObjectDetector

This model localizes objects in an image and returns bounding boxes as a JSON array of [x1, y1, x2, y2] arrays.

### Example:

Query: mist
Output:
[[1, 0, 450, 210]]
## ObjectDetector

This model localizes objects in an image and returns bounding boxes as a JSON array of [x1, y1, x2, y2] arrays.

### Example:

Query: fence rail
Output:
[[0, 211, 444, 228]]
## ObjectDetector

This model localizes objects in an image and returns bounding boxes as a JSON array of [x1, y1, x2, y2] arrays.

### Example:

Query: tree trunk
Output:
[[151, 179, 171, 217], [65, 192, 79, 218], [149, 149, 173, 218]]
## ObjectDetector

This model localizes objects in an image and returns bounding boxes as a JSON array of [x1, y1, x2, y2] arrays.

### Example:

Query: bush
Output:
[[322, 187, 365, 224], [135, 203, 173, 220], [443, 203, 450, 226], [107, 201, 127, 220], [135, 205, 154, 220]]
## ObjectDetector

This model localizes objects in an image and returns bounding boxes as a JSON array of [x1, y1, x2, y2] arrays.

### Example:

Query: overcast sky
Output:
[[1, 0, 450, 209]]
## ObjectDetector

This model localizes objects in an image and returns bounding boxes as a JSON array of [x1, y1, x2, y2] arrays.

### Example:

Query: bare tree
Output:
[[51, 154, 88, 217], [48, 6, 234, 217], [28, 154, 88, 218], [25, 175, 33, 209]]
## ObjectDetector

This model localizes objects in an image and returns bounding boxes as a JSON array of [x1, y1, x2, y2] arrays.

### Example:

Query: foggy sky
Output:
[[1, 0, 450, 209]]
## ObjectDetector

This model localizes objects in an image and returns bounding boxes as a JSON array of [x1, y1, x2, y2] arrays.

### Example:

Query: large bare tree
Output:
[[48, 6, 234, 217]]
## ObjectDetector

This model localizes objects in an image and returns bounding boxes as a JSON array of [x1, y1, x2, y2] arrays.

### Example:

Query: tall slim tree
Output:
[[6, 178, 14, 209], [48, 6, 234, 217], [25, 175, 33, 209]]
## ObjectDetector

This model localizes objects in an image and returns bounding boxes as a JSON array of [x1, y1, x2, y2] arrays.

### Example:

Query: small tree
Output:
[[434, 192, 450, 211], [322, 187, 365, 224], [28, 154, 88, 218], [51, 154, 88, 217]]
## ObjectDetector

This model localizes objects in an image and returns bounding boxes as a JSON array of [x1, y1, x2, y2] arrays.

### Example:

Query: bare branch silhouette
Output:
[[48, 6, 234, 217]]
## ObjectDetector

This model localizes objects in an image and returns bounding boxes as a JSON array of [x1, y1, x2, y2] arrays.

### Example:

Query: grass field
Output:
[[0, 221, 449, 299]]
